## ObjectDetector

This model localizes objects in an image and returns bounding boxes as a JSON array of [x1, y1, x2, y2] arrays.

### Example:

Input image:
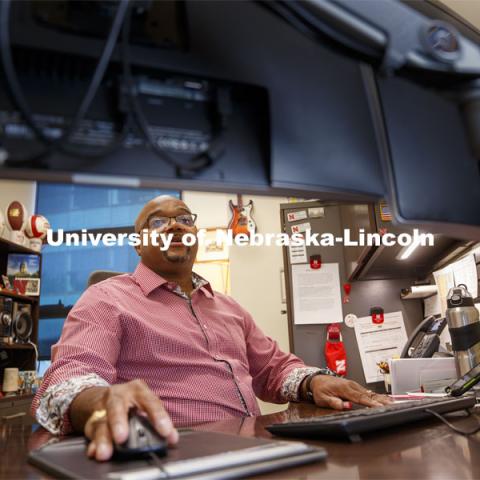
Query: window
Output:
[[37, 183, 180, 359]]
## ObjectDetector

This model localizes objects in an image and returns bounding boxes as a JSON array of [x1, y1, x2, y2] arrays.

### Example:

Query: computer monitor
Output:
[[0, 0, 478, 237]]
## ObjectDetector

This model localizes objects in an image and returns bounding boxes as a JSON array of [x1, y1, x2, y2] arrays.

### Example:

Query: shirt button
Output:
[[203, 324, 208, 329]]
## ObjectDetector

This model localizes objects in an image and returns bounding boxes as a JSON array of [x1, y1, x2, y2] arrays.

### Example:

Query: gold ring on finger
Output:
[[88, 409, 108, 424]]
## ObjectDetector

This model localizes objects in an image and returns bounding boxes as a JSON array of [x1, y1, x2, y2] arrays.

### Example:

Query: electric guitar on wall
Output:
[[228, 194, 256, 237]]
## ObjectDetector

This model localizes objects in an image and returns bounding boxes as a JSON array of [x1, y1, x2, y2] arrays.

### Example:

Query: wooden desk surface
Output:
[[3, 403, 480, 479]]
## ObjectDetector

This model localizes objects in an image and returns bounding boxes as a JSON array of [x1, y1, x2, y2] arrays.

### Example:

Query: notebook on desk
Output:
[[28, 430, 327, 480]]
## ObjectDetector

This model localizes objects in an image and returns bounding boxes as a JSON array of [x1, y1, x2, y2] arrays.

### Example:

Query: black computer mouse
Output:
[[113, 412, 168, 460]]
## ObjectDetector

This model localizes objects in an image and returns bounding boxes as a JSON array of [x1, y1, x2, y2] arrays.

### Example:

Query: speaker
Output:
[[12, 302, 32, 343], [0, 298, 13, 344]]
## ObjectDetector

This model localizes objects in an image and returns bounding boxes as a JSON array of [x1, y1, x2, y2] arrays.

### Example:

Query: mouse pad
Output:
[[28, 430, 327, 479]]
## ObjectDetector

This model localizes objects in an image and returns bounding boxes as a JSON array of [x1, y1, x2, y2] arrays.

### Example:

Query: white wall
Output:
[[183, 191, 290, 414], [228, 194, 290, 354], [182, 191, 234, 228], [0, 179, 37, 216]]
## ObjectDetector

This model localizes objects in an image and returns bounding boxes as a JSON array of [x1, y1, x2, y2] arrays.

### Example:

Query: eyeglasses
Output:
[[146, 213, 198, 231]]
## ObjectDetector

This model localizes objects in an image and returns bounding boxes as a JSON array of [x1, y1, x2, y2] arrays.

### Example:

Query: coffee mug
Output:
[[2, 368, 19, 394]]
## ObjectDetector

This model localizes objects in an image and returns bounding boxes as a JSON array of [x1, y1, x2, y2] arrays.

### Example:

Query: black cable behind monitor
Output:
[[120, 3, 229, 179], [0, 0, 238, 178], [0, 0, 130, 166]]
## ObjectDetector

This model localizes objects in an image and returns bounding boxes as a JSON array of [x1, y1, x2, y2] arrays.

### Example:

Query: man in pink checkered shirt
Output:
[[32, 196, 389, 461]]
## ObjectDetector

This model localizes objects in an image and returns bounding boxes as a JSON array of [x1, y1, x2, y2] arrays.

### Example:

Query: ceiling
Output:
[[439, 0, 480, 31]]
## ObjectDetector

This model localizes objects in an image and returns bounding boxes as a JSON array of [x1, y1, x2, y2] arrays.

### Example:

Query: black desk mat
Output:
[[28, 430, 327, 479]]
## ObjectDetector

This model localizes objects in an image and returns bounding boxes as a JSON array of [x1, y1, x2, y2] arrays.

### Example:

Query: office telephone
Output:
[[401, 316, 447, 359]]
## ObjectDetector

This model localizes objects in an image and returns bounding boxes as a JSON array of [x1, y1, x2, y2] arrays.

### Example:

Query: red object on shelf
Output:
[[13, 279, 27, 295]]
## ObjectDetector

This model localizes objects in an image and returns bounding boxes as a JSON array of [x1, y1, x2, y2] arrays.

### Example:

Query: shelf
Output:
[[0, 290, 38, 303], [0, 393, 34, 405], [0, 343, 35, 350], [0, 237, 41, 256]]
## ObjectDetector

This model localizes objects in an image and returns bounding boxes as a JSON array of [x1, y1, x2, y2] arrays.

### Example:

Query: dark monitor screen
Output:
[[376, 75, 480, 236], [0, 0, 387, 203], [0, 57, 272, 192]]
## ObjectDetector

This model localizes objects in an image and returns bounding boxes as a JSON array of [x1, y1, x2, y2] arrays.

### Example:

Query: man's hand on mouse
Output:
[[76, 380, 178, 462], [309, 375, 392, 410]]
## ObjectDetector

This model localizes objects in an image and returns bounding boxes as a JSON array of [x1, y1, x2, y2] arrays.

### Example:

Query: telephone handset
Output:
[[401, 316, 447, 359]]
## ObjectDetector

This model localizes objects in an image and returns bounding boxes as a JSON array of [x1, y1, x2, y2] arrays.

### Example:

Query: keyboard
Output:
[[266, 396, 476, 441]]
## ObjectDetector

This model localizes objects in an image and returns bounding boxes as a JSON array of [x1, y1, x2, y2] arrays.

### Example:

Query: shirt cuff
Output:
[[280, 366, 338, 402], [36, 373, 109, 435]]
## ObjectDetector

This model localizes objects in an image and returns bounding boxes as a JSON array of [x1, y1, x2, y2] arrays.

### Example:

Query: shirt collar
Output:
[[132, 262, 214, 298]]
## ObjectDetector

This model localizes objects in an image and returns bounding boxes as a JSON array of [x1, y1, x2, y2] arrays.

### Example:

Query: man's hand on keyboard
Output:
[[310, 375, 392, 410]]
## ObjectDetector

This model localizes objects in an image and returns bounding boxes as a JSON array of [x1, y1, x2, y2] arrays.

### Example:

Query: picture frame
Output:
[[196, 228, 229, 262], [6, 253, 41, 296]]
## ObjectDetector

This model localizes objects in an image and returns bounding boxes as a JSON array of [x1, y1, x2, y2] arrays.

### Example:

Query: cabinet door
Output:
[[0, 396, 35, 425]]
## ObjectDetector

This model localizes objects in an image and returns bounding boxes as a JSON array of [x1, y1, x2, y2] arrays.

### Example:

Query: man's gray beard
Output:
[[162, 248, 190, 263]]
